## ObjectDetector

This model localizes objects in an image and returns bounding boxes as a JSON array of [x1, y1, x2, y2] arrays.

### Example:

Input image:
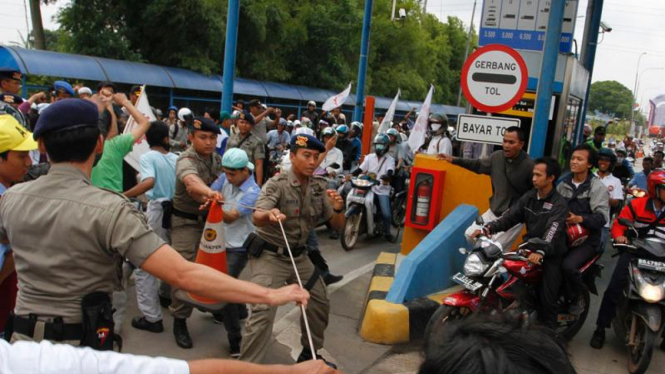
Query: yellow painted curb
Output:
[[359, 299, 410, 344]]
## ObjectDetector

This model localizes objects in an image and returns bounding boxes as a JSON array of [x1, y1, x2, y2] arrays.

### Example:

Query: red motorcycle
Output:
[[425, 223, 603, 344]]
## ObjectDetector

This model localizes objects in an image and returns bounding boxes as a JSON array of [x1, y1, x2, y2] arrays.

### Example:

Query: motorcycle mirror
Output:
[[459, 248, 468, 255], [475, 216, 484, 225]]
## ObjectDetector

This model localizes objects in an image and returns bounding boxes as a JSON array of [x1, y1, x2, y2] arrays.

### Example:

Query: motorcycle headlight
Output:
[[635, 272, 665, 303], [463, 253, 488, 277]]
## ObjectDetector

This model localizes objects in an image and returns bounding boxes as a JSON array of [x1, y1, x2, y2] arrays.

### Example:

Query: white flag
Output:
[[378, 89, 400, 134], [322, 82, 352, 112], [123, 85, 156, 171], [408, 85, 435, 153]]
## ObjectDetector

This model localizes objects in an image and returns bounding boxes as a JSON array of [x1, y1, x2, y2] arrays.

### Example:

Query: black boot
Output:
[[131, 316, 164, 333], [159, 295, 171, 308], [590, 328, 605, 349], [229, 335, 242, 358], [173, 318, 193, 349], [324, 273, 344, 286], [297, 348, 337, 369]]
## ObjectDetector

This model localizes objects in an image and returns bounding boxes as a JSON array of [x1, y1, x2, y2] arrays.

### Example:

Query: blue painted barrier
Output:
[[386, 204, 478, 304]]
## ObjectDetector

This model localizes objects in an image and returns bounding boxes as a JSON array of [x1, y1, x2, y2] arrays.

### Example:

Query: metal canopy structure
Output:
[[0, 46, 463, 115]]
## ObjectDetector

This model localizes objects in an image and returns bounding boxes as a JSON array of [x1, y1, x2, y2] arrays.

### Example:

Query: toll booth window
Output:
[[559, 98, 582, 171]]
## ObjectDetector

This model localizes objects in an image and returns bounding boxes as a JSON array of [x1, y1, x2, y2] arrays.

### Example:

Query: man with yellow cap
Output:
[[0, 114, 38, 340]]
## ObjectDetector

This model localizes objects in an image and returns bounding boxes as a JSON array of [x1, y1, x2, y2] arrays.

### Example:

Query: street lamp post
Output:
[[630, 52, 647, 136]]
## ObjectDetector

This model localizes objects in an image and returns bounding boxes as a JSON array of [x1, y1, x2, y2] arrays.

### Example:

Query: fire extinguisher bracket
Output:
[[405, 168, 446, 231]]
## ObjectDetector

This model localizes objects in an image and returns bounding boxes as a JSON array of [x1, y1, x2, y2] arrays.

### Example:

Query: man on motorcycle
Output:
[[654, 150, 664, 169], [335, 124, 360, 173], [439, 127, 534, 251], [590, 170, 665, 350], [629, 156, 653, 190], [319, 127, 344, 187], [471, 157, 568, 329], [426, 113, 452, 156], [557, 144, 610, 314], [350, 133, 396, 241], [596, 148, 624, 245], [611, 148, 635, 181]]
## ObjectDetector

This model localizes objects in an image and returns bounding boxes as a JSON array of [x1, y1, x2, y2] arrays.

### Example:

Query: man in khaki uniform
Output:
[[240, 134, 345, 367], [0, 99, 309, 348], [226, 110, 265, 186], [170, 116, 223, 349]]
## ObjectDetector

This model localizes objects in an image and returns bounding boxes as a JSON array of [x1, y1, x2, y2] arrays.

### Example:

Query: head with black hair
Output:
[[204, 107, 220, 123], [533, 157, 561, 192], [145, 121, 170, 150], [502, 126, 525, 159], [654, 150, 664, 169], [643, 156, 654, 175], [570, 143, 597, 179], [420, 316, 576, 374], [96, 81, 117, 94]]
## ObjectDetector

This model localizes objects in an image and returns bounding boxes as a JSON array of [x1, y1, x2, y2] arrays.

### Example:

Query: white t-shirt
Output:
[[426, 135, 452, 156], [319, 147, 344, 175], [0, 339, 189, 374], [596, 172, 624, 227], [359, 153, 395, 195]]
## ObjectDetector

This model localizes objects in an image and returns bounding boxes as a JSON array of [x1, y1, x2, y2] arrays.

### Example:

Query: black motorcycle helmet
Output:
[[428, 112, 448, 134], [373, 133, 390, 157], [597, 147, 617, 170]]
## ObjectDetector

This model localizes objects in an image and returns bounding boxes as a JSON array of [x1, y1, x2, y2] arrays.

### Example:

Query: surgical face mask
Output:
[[431, 124, 442, 132]]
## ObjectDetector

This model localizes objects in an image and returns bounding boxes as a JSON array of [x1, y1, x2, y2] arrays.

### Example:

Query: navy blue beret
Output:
[[236, 110, 255, 126], [190, 116, 221, 134], [33, 99, 99, 139], [290, 133, 325, 153]]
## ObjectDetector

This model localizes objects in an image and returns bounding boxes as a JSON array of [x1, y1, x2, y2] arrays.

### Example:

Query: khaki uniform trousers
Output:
[[169, 215, 204, 319], [11, 329, 80, 346], [239, 250, 329, 363]]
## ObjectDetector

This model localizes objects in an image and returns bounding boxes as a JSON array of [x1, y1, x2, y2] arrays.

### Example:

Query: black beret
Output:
[[236, 110, 255, 126], [190, 116, 221, 134], [1, 93, 23, 105], [33, 99, 99, 139], [0, 68, 22, 81], [290, 134, 325, 153]]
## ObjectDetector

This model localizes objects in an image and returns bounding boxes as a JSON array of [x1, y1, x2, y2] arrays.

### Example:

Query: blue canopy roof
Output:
[[0, 46, 464, 115]]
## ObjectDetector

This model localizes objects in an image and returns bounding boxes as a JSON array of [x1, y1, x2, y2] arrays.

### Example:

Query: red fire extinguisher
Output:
[[414, 180, 432, 225]]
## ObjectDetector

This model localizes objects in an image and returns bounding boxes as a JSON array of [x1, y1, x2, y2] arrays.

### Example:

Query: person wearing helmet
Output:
[[350, 133, 396, 241], [344, 122, 363, 171], [266, 118, 291, 156], [316, 119, 330, 140], [285, 120, 295, 135], [595, 148, 624, 248], [590, 169, 665, 350], [611, 148, 634, 182], [471, 157, 568, 329], [557, 144, 609, 315], [318, 127, 344, 181], [425, 113, 453, 156], [169, 108, 191, 153], [301, 100, 319, 126], [386, 127, 407, 193], [439, 127, 534, 251], [165, 106, 178, 127]]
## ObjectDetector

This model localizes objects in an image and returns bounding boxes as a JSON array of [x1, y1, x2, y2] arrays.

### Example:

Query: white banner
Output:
[[378, 89, 400, 134], [123, 85, 155, 171], [407, 85, 435, 152], [322, 82, 352, 112]]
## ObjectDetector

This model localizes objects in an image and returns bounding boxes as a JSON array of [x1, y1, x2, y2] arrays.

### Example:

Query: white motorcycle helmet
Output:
[[177, 107, 192, 122]]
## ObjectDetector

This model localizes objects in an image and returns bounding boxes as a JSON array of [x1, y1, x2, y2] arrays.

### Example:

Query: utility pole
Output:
[[221, 0, 240, 113], [353, 0, 374, 122], [457, 0, 477, 107]]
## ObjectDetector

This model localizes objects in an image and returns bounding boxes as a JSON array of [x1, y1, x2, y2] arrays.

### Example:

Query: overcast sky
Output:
[[0, 0, 663, 113]]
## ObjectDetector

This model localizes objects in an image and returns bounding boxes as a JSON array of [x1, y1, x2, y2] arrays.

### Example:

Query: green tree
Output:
[[588, 80, 635, 119]]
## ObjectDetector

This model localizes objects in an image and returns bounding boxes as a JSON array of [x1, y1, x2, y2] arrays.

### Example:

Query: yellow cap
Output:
[[0, 115, 38, 153]]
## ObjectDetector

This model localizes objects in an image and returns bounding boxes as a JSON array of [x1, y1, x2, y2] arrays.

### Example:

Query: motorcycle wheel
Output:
[[391, 196, 406, 228], [558, 289, 590, 341], [424, 305, 468, 356], [341, 211, 363, 251], [627, 315, 656, 374]]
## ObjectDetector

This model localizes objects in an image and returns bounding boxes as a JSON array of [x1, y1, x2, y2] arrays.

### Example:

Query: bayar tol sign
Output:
[[456, 114, 521, 145]]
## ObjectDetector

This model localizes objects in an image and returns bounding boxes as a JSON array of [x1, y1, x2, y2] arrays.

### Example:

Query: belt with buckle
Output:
[[13, 314, 83, 341], [262, 242, 307, 257]]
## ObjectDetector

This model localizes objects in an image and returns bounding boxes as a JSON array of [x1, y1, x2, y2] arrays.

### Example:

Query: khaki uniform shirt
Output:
[[174, 147, 223, 214], [227, 132, 265, 164], [255, 169, 333, 248], [0, 165, 164, 322]]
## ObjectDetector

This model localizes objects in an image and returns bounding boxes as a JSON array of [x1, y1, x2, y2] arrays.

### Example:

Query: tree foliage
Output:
[[52, 0, 476, 104], [588, 80, 635, 119]]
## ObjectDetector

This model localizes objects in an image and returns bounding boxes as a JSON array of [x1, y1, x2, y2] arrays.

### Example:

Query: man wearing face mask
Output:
[[123, 121, 178, 334], [611, 148, 634, 183], [426, 113, 452, 156]]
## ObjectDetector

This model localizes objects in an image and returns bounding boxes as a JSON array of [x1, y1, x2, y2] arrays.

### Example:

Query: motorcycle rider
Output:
[[347, 122, 363, 172], [653, 150, 664, 169], [590, 170, 665, 350], [334, 124, 359, 172], [266, 118, 291, 160], [471, 157, 568, 329], [426, 113, 452, 156], [596, 148, 624, 245], [586, 126, 606, 151], [349, 134, 396, 241], [611, 148, 635, 182], [557, 144, 610, 314], [386, 128, 406, 193], [318, 127, 344, 188], [439, 127, 534, 251], [629, 156, 653, 190]]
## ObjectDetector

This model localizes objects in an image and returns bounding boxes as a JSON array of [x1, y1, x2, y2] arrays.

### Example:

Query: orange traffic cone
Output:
[[188, 200, 228, 303]]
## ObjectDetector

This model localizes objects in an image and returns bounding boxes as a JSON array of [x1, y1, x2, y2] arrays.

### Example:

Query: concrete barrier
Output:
[[387, 204, 478, 304]]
